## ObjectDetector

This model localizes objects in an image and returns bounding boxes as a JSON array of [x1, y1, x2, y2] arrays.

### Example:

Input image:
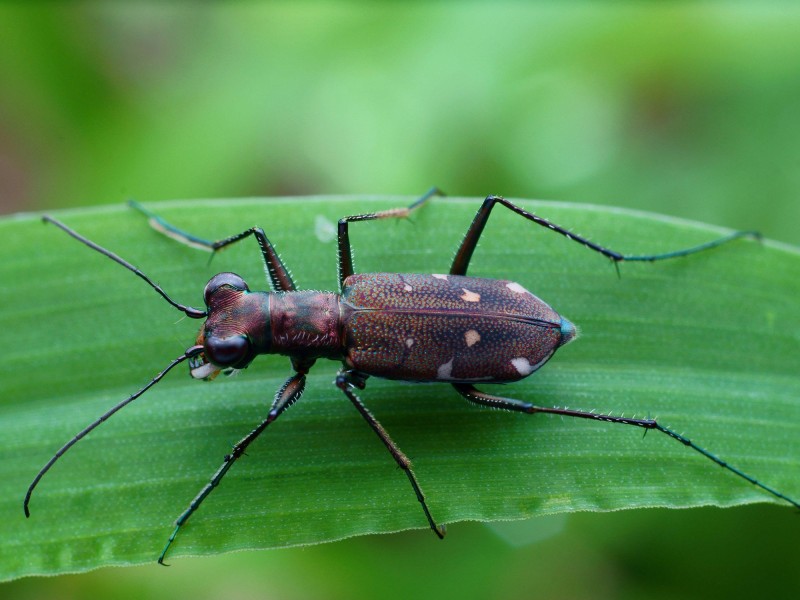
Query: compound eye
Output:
[[204, 272, 249, 306], [205, 335, 250, 367]]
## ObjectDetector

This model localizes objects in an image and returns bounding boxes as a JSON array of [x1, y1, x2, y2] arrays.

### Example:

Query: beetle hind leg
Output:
[[450, 195, 760, 276], [336, 370, 446, 539], [453, 384, 660, 426], [453, 384, 800, 511]]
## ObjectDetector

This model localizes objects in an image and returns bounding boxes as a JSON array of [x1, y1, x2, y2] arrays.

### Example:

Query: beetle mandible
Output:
[[24, 190, 800, 564]]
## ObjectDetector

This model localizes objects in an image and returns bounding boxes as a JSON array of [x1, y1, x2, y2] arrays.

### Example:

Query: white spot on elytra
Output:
[[437, 358, 454, 379], [405, 338, 414, 348], [432, 274, 448, 280], [464, 330, 480, 347], [403, 283, 413, 291], [511, 357, 534, 376], [506, 282, 529, 294], [461, 288, 480, 302]]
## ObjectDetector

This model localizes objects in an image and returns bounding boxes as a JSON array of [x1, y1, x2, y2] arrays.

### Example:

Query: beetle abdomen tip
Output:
[[559, 317, 577, 346]]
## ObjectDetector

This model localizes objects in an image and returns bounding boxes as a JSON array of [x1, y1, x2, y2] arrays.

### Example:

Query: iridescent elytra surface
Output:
[[25, 192, 799, 566]]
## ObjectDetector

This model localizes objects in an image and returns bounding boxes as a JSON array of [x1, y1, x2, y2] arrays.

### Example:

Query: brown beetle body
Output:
[[193, 272, 575, 384]]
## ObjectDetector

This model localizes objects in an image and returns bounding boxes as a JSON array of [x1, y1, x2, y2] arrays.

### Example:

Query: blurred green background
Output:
[[2, 3, 799, 599]]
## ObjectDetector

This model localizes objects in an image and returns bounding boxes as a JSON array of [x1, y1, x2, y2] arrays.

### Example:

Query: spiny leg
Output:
[[452, 383, 800, 510], [129, 200, 296, 292], [158, 371, 307, 565], [335, 370, 446, 538], [450, 195, 761, 276], [337, 187, 444, 289]]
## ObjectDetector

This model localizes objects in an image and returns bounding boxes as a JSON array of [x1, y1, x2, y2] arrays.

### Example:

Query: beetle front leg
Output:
[[129, 200, 296, 292], [450, 195, 760, 276], [337, 187, 444, 290], [335, 370, 446, 539], [158, 371, 306, 565]]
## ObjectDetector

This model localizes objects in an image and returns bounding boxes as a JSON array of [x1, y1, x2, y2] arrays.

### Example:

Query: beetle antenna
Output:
[[43, 215, 206, 319], [24, 346, 204, 517]]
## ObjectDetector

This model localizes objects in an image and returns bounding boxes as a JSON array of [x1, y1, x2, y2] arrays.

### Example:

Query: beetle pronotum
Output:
[[24, 192, 799, 564]]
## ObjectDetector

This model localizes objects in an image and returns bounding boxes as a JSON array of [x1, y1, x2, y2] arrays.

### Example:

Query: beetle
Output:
[[24, 191, 800, 564]]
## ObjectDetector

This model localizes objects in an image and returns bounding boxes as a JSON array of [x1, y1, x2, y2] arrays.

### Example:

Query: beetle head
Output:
[[189, 272, 271, 380]]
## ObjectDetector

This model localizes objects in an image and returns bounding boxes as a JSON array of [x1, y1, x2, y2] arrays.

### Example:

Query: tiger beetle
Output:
[[24, 191, 800, 565]]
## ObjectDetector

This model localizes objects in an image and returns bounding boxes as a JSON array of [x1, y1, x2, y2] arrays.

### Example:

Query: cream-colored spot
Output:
[[461, 288, 480, 302], [432, 274, 448, 280], [405, 337, 414, 348], [511, 357, 534, 376], [464, 330, 480, 347], [506, 281, 529, 294], [403, 283, 413, 292], [190, 362, 221, 380], [437, 358, 454, 379]]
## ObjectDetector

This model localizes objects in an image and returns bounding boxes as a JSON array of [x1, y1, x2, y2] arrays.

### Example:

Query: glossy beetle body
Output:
[[27, 192, 798, 566], [197, 271, 574, 385], [342, 273, 575, 382]]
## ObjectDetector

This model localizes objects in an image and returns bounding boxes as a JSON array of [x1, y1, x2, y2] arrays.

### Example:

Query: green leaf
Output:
[[2, 197, 799, 580]]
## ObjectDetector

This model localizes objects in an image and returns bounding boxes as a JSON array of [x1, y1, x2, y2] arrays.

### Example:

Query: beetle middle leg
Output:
[[158, 371, 307, 565], [337, 187, 444, 289], [129, 200, 296, 292], [450, 195, 761, 276], [335, 369, 446, 539]]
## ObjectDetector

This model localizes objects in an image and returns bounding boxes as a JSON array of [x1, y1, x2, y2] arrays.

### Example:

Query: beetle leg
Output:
[[335, 370, 446, 539], [158, 371, 307, 565], [337, 187, 444, 290], [453, 383, 660, 422], [129, 200, 296, 292], [451, 383, 535, 413], [453, 383, 800, 511], [450, 195, 760, 276]]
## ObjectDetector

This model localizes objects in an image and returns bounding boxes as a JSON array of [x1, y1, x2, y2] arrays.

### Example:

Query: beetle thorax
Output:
[[269, 291, 342, 359]]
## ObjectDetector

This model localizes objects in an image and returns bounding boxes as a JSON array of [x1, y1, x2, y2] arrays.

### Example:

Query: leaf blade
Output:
[[2, 197, 799, 580]]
